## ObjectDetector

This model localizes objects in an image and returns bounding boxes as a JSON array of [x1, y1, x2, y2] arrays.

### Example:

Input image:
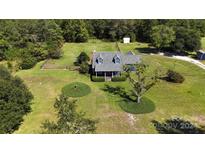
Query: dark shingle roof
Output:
[[92, 51, 140, 72]]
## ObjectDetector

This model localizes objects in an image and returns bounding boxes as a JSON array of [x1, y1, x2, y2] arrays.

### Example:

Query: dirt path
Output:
[[127, 113, 136, 126]]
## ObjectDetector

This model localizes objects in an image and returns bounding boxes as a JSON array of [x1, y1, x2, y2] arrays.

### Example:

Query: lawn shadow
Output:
[[152, 118, 205, 134], [101, 84, 135, 102], [135, 47, 194, 58], [135, 47, 158, 54], [102, 84, 155, 114]]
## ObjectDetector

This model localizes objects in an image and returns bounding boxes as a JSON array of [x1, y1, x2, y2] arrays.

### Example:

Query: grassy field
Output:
[[200, 37, 205, 64], [42, 39, 149, 69], [201, 37, 205, 50], [14, 40, 205, 133]]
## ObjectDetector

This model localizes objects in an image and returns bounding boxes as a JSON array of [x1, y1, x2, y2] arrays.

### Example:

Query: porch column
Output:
[[96, 72, 97, 77], [104, 72, 106, 80], [112, 72, 113, 78]]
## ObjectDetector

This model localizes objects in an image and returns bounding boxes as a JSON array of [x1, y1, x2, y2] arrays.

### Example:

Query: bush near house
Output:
[[75, 52, 90, 66], [79, 62, 90, 74], [91, 76, 105, 82], [166, 69, 185, 83], [111, 75, 127, 82], [111, 73, 127, 82]]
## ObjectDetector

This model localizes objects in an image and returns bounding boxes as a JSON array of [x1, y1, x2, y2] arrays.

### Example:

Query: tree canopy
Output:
[[150, 25, 175, 50], [0, 66, 33, 133], [126, 63, 159, 103], [42, 94, 96, 134], [0, 19, 204, 69], [0, 20, 64, 69], [171, 27, 201, 52], [60, 20, 89, 42]]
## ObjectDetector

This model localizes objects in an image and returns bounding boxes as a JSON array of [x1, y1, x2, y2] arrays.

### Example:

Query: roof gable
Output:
[[92, 51, 140, 72]]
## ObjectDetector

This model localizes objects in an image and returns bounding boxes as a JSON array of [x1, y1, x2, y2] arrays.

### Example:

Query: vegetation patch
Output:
[[166, 69, 185, 83], [119, 97, 155, 114], [111, 74, 127, 82], [0, 66, 33, 133], [62, 82, 91, 97], [91, 76, 105, 82]]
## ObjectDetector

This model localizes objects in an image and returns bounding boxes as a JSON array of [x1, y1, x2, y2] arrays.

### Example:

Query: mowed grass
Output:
[[15, 39, 205, 134], [201, 37, 205, 50], [62, 82, 91, 97], [200, 37, 205, 64], [43, 39, 147, 68]]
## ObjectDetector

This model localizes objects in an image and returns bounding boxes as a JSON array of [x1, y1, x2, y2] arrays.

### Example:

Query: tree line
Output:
[[0, 20, 64, 69], [0, 19, 205, 69]]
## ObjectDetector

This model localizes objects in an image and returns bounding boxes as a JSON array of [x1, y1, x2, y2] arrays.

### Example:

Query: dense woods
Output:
[[0, 66, 33, 133], [0, 19, 205, 69], [0, 20, 64, 69]]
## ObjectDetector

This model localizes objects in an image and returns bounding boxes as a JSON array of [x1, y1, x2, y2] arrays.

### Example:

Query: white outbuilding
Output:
[[123, 37, 130, 44]]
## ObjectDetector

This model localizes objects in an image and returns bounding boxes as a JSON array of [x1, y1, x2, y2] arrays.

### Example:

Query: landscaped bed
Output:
[[119, 97, 155, 114], [62, 82, 91, 97]]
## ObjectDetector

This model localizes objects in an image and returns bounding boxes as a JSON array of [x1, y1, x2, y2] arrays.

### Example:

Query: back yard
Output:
[[15, 40, 205, 133]]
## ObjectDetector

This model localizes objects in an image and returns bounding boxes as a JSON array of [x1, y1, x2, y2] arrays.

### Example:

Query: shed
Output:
[[197, 50, 205, 60], [123, 37, 130, 44]]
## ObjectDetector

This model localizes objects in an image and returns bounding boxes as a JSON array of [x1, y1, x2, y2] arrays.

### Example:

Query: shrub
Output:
[[111, 74, 127, 82], [0, 65, 11, 80], [48, 49, 62, 59], [79, 62, 89, 74], [166, 69, 185, 83], [91, 76, 105, 82], [75, 52, 90, 66], [20, 55, 37, 70]]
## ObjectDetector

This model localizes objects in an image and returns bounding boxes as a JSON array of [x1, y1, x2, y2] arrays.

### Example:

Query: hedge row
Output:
[[111, 75, 127, 82], [91, 76, 105, 82], [91, 73, 127, 82]]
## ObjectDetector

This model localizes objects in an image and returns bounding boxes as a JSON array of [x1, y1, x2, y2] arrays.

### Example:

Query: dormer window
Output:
[[113, 55, 121, 64], [96, 54, 103, 64]]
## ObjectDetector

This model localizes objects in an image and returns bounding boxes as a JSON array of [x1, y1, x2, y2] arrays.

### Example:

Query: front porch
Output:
[[94, 71, 121, 81]]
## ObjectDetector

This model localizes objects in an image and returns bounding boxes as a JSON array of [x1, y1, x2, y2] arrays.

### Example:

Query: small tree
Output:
[[79, 62, 89, 74], [150, 25, 175, 51], [126, 63, 159, 103], [75, 52, 90, 66], [42, 94, 96, 134]]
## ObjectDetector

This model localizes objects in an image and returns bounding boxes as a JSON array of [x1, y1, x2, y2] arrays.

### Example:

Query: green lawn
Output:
[[62, 82, 91, 97], [201, 37, 205, 50], [14, 40, 205, 134], [42, 39, 149, 69]]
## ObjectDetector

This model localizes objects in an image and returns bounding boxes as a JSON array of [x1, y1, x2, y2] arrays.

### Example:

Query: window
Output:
[[96, 56, 103, 64], [113, 55, 120, 64]]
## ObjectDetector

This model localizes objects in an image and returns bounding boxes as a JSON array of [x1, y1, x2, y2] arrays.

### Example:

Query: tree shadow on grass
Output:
[[102, 84, 135, 102], [135, 47, 158, 54], [152, 118, 205, 134], [102, 84, 155, 114]]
